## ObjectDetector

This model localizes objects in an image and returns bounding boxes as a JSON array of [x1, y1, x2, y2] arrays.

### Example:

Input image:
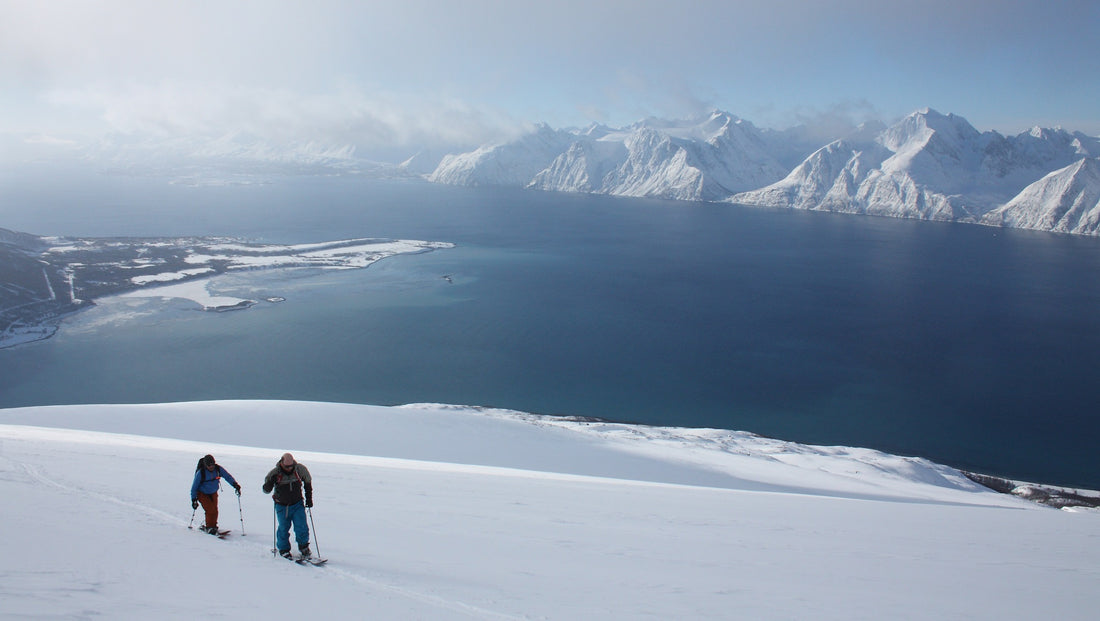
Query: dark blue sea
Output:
[[3, 172, 1099, 488]]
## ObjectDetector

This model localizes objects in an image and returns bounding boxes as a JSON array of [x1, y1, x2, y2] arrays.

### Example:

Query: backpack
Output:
[[195, 455, 219, 484]]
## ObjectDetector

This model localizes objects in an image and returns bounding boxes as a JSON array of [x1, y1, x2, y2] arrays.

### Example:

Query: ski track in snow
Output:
[[322, 566, 526, 621], [17, 459, 185, 529], [2, 402, 1097, 620], [3, 437, 531, 620]]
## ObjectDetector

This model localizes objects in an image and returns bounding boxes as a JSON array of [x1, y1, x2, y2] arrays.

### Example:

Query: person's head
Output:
[[202, 454, 216, 470], [280, 453, 296, 472]]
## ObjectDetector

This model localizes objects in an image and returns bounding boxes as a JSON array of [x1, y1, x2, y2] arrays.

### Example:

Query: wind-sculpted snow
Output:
[[430, 107, 1100, 235], [0, 400, 1097, 619]]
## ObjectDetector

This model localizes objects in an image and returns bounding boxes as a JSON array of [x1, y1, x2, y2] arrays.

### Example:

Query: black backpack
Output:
[[195, 455, 217, 481]]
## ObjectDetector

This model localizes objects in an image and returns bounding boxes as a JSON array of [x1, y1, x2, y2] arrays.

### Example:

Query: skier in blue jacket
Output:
[[191, 454, 241, 535]]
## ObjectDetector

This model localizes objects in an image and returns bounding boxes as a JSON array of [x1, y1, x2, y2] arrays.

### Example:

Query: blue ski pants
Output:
[[274, 501, 309, 551]]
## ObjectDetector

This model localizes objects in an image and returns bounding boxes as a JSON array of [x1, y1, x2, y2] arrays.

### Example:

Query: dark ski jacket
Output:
[[263, 461, 313, 507], [191, 465, 239, 501]]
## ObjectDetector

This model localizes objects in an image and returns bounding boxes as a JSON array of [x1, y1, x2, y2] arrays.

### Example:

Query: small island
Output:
[[0, 228, 453, 348]]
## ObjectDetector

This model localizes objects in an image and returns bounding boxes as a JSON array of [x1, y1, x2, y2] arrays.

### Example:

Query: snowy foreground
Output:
[[1, 401, 1096, 620]]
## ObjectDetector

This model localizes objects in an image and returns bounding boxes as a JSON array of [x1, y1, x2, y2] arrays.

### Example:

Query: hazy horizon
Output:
[[3, 0, 1099, 167]]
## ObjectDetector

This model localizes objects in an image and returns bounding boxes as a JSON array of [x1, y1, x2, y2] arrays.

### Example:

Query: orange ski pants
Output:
[[198, 491, 219, 529]]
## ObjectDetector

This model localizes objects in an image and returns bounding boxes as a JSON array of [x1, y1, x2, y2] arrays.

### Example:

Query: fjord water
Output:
[[3, 174, 1100, 488]]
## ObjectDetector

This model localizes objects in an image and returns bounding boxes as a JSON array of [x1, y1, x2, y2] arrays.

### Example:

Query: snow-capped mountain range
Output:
[[428, 108, 1100, 235], [431, 112, 795, 201]]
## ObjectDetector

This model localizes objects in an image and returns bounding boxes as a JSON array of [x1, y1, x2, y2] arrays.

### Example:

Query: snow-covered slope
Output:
[[734, 108, 1100, 227], [982, 158, 1100, 234], [529, 137, 628, 193], [0, 226, 46, 251], [429, 107, 1100, 235], [727, 139, 891, 211], [398, 149, 444, 175], [429, 123, 576, 187], [1, 400, 1096, 620], [433, 111, 790, 200]]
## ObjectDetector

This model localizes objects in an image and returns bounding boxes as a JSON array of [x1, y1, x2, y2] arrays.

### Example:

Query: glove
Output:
[[305, 497, 313, 508], [192, 499, 199, 510], [233, 484, 242, 496]]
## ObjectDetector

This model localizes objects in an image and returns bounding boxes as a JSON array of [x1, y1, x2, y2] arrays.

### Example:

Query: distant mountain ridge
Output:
[[431, 111, 796, 201], [428, 108, 1100, 236], [736, 108, 1100, 227]]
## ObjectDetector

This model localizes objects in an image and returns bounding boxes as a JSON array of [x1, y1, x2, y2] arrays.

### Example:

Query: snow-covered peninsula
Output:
[[0, 231, 453, 348], [428, 108, 1100, 235], [1, 400, 1096, 619]]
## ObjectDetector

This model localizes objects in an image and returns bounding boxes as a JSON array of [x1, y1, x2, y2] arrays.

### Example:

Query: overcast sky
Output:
[[2, 0, 1098, 161]]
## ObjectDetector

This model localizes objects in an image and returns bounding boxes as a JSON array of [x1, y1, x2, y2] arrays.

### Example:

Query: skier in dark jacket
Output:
[[262, 453, 313, 559], [190, 454, 241, 535]]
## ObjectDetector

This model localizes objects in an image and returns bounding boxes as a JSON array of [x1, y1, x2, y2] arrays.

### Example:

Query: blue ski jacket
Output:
[[191, 464, 239, 500]]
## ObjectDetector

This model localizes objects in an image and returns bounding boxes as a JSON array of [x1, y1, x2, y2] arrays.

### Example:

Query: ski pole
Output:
[[306, 505, 321, 559], [271, 502, 277, 557], [188, 505, 197, 529], [237, 491, 246, 536]]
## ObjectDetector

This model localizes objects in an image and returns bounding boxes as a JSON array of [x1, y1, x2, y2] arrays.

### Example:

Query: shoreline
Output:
[[961, 471, 1100, 509], [113, 239, 455, 310], [1, 399, 1096, 508], [0, 304, 90, 351], [1, 237, 454, 349]]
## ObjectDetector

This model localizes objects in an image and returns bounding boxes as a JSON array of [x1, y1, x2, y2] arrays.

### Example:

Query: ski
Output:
[[273, 550, 328, 565], [192, 527, 230, 538]]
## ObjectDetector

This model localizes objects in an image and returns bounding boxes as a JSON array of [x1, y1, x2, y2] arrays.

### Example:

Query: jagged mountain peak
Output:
[[880, 108, 982, 152], [735, 108, 1100, 228], [1058, 156, 1100, 182], [526, 122, 562, 138], [698, 110, 735, 136], [1019, 156, 1100, 194], [691, 112, 764, 146], [982, 157, 1100, 234], [582, 122, 614, 139], [1028, 126, 1065, 140], [430, 108, 1100, 236], [907, 107, 973, 127], [621, 110, 752, 144], [1020, 126, 1100, 150], [433, 108, 788, 199]]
